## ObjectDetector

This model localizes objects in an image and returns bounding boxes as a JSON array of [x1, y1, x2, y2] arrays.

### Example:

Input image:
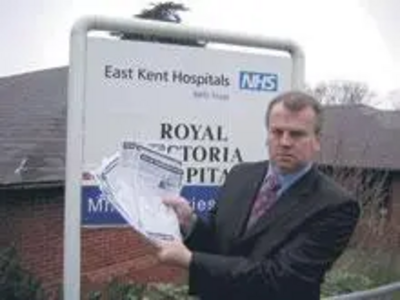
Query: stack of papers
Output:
[[93, 141, 184, 243]]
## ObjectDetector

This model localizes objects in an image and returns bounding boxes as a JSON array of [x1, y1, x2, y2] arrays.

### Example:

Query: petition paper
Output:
[[94, 141, 184, 243]]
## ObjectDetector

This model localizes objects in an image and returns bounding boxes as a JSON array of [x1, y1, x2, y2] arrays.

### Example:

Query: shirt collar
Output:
[[268, 162, 313, 191]]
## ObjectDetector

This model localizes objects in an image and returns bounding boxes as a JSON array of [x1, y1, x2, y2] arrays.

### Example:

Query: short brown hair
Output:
[[266, 90, 323, 134]]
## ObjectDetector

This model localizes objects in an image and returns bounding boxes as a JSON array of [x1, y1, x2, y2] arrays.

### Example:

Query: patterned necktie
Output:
[[246, 173, 281, 229]]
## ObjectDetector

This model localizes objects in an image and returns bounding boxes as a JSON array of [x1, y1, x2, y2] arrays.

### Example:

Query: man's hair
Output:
[[266, 90, 323, 135]]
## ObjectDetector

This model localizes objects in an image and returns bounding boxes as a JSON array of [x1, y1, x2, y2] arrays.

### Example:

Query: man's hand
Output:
[[163, 196, 196, 233], [156, 239, 193, 268]]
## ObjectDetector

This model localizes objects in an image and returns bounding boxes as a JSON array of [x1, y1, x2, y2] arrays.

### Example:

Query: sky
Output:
[[1, 0, 399, 102]]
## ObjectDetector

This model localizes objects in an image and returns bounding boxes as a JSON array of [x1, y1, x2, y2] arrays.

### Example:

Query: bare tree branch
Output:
[[313, 81, 391, 252], [312, 80, 375, 106]]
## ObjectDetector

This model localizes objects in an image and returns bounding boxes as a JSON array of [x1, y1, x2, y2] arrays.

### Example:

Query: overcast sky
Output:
[[1, 0, 398, 96]]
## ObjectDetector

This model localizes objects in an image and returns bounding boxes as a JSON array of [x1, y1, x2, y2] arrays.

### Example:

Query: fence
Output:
[[327, 281, 400, 300]]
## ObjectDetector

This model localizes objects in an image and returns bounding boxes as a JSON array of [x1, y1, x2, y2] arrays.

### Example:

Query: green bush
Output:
[[145, 283, 191, 299], [0, 246, 45, 300], [85, 279, 192, 300], [322, 270, 374, 297]]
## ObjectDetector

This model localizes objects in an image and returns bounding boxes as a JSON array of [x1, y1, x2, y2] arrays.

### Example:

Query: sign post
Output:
[[64, 15, 305, 299]]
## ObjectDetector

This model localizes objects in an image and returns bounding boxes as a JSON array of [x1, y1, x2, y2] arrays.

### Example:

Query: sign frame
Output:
[[64, 15, 305, 300]]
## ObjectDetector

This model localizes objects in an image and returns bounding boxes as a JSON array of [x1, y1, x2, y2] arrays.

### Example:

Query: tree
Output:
[[312, 78, 393, 246], [312, 80, 375, 106], [312, 80, 390, 226], [314, 81, 390, 234], [313, 81, 399, 291], [134, 1, 188, 23], [387, 89, 400, 110], [113, 2, 205, 47]]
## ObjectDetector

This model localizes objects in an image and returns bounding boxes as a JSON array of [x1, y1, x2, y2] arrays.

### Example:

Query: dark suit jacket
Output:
[[185, 161, 360, 300]]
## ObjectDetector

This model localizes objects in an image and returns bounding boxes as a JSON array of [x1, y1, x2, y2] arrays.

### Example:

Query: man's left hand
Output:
[[156, 239, 193, 269]]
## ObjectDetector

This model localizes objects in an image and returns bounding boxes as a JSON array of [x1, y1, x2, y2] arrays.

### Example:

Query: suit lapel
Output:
[[228, 162, 268, 243], [236, 166, 318, 244]]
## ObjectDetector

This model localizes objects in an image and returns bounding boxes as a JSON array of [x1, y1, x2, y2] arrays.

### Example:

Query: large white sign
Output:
[[81, 37, 292, 224]]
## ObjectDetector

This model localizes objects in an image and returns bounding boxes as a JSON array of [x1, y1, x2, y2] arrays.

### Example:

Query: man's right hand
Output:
[[163, 196, 196, 233]]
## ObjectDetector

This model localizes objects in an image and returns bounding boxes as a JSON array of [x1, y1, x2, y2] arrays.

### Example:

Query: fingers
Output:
[[163, 196, 192, 213], [154, 238, 167, 250], [162, 196, 194, 229], [154, 238, 177, 254], [163, 196, 187, 207]]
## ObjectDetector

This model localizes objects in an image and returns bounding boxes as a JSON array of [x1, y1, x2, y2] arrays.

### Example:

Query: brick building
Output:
[[1, 67, 400, 298], [0, 68, 184, 299]]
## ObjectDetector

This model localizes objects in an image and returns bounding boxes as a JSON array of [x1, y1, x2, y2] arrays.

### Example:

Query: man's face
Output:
[[267, 102, 320, 174]]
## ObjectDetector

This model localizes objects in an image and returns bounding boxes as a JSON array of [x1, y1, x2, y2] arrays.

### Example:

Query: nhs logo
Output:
[[239, 71, 278, 92]]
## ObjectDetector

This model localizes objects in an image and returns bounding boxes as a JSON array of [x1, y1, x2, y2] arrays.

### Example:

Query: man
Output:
[[157, 91, 360, 300]]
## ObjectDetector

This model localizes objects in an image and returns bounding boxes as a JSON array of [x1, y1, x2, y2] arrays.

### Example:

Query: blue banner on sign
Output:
[[81, 185, 220, 226], [81, 185, 127, 226], [180, 185, 219, 219]]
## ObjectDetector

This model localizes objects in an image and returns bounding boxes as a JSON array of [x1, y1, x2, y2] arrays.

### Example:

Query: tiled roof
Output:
[[318, 104, 400, 170], [0, 67, 67, 185]]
